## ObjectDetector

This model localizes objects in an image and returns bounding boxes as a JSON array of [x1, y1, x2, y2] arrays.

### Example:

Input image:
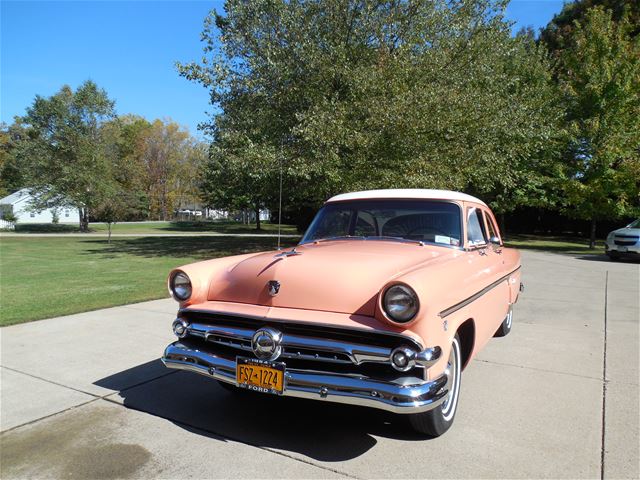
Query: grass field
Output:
[[0, 232, 608, 327], [0, 235, 298, 326], [504, 234, 605, 255], [8, 220, 298, 235]]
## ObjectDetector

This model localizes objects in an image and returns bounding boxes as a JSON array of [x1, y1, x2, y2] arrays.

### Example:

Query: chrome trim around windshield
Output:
[[438, 266, 522, 318]]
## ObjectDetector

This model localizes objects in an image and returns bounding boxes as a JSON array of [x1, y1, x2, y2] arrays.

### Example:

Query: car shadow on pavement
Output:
[[95, 361, 431, 462], [574, 253, 640, 263]]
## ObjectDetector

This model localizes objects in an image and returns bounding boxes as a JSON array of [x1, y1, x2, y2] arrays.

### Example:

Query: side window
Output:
[[484, 212, 501, 245], [466, 208, 487, 246]]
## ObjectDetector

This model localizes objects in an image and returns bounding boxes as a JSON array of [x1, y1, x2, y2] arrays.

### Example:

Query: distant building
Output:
[[0, 189, 80, 227]]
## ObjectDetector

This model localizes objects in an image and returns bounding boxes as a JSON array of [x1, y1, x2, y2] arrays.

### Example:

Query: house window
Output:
[[30, 212, 35, 218], [65, 210, 70, 217]]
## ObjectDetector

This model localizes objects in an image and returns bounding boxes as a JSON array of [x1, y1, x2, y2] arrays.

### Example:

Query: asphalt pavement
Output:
[[1, 250, 638, 479]]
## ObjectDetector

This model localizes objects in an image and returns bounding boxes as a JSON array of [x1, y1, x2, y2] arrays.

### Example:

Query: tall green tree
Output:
[[555, 6, 640, 247], [15, 81, 116, 231], [180, 0, 562, 217], [541, 0, 639, 55], [0, 121, 28, 198]]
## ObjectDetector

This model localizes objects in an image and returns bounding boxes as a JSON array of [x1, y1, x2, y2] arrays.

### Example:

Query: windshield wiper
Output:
[[365, 236, 425, 246], [309, 235, 366, 244]]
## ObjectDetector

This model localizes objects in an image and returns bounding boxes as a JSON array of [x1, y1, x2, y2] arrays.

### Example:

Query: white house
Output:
[[0, 189, 80, 227]]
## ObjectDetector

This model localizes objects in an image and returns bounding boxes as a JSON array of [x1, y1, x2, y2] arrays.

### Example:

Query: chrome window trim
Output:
[[438, 266, 522, 318]]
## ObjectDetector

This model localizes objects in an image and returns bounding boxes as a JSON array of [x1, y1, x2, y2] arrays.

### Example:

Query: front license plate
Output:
[[236, 357, 285, 395]]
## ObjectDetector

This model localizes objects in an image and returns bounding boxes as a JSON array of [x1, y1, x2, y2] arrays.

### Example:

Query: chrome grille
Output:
[[177, 310, 426, 378], [614, 235, 638, 246]]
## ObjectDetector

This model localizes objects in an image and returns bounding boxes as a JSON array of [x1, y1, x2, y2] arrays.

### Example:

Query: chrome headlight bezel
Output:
[[169, 271, 192, 301], [382, 283, 420, 323]]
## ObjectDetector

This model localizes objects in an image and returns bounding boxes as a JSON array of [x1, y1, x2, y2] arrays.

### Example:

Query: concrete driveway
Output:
[[1, 250, 638, 479]]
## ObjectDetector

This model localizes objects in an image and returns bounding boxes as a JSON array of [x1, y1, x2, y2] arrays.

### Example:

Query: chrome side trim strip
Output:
[[162, 341, 449, 414], [438, 266, 522, 318]]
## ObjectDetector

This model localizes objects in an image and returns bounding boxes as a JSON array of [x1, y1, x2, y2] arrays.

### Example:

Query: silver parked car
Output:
[[605, 219, 640, 260]]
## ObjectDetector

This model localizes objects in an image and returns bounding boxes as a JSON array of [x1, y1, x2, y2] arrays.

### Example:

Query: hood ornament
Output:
[[267, 280, 281, 296], [274, 247, 302, 258]]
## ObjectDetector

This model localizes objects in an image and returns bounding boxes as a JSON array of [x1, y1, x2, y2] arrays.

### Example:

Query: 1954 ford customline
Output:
[[162, 189, 522, 436]]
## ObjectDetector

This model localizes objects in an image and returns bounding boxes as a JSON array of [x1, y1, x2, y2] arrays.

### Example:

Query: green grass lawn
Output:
[[9, 220, 298, 235], [505, 234, 605, 255], [0, 233, 607, 327], [0, 235, 298, 326]]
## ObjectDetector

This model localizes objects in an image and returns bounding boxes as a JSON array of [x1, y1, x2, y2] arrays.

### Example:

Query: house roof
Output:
[[326, 189, 487, 206], [0, 188, 32, 206]]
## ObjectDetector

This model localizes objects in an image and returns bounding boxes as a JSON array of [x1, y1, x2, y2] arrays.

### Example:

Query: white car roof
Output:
[[326, 189, 487, 206]]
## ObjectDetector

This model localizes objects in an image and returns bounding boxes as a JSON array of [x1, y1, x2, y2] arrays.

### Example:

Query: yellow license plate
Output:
[[236, 357, 285, 394]]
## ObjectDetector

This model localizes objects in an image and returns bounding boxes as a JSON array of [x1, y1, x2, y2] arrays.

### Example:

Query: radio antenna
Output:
[[277, 141, 283, 250]]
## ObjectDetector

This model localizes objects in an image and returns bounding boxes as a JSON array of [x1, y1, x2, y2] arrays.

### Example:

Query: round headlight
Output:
[[383, 284, 419, 323], [170, 272, 192, 301]]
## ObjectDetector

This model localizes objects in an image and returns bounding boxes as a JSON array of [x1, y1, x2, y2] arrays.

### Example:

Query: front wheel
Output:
[[408, 334, 462, 437], [494, 305, 513, 337]]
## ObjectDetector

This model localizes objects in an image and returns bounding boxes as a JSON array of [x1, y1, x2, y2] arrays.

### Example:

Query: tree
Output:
[[14, 81, 116, 231], [180, 0, 563, 218], [201, 134, 278, 230], [142, 119, 204, 220], [555, 7, 640, 247], [541, 0, 639, 56], [0, 121, 28, 198]]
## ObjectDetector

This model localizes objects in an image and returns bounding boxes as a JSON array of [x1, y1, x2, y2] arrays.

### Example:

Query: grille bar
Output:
[[185, 321, 394, 365]]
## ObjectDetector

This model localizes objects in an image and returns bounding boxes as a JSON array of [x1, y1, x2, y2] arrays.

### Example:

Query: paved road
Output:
[[1, 251, 638, 479], [0, 232, 300, 238]]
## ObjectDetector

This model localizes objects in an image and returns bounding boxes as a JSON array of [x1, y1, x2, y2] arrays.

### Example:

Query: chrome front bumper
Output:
[[162, 341, 450, 414]]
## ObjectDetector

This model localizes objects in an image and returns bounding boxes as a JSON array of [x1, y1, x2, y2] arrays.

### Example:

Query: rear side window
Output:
[[467, 208, 487, 246]]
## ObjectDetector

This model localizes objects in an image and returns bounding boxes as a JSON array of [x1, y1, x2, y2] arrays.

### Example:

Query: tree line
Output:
[[178, 0, 638, 246], [1, 0, 638, 247], [0, 82, 206, 233]]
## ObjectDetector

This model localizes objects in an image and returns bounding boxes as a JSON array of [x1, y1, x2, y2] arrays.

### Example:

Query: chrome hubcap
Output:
[[441, 339, 461, 421], [505, 307, 513, 329]]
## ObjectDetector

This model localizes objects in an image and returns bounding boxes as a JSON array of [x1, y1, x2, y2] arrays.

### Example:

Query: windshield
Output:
[[627, 219, 640, 228], [301, 200, 462, 248]]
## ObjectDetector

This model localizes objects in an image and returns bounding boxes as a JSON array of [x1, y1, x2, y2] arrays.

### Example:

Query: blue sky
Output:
[[1, 0, 565, 138]]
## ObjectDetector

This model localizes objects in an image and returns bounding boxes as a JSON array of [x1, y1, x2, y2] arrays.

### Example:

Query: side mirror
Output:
[[489, 236, 501, 245]]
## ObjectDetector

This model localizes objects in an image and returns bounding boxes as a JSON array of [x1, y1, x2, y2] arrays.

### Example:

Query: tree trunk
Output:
[[589, 218, 597, 249], [255, 206, 261, 231], [79, 208, 89, 232], [107, 223, 112, 244]]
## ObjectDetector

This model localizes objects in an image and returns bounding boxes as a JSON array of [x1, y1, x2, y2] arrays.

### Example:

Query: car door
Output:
[[465, 206, 507, 347]]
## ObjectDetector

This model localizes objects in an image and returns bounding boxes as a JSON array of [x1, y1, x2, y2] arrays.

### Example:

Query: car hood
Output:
[[611, 227, 640, 236], [208, 241, 450, 316]]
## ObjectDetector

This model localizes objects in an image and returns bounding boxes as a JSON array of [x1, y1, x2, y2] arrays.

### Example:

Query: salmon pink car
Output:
[[162, 189, 522, 436]]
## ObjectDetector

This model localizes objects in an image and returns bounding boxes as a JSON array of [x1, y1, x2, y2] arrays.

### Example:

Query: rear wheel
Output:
[[607, 251, 619, 261], [408, 334, 462, 437], [494, 305, 513, 337]]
